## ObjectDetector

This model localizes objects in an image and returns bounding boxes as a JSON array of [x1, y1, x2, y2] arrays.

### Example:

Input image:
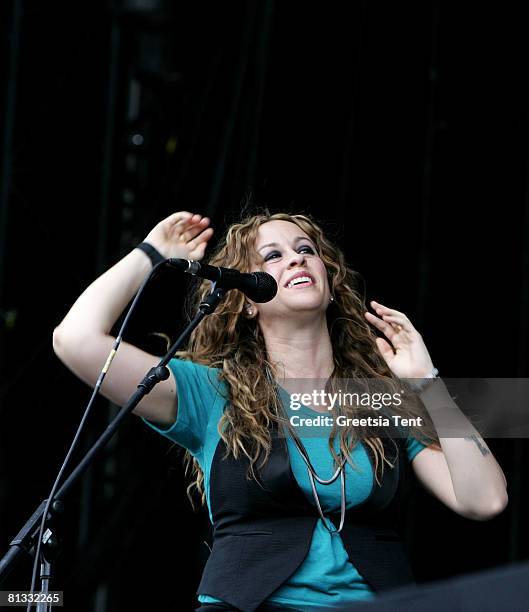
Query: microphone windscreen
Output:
[[246, 272, 277, 303]]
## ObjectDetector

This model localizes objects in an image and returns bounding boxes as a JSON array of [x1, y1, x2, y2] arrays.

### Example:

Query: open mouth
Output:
[[285, 275, 315, 289]]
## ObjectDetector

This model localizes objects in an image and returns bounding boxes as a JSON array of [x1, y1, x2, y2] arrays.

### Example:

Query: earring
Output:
[[329, 295, 334, 304], [245, 303, 254, 316]]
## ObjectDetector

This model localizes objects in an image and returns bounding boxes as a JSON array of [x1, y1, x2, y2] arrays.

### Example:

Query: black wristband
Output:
[[136, 242, 166, 267]]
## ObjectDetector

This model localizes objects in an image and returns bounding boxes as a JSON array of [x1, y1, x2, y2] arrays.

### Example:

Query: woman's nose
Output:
[[287, 250, 306, 267]]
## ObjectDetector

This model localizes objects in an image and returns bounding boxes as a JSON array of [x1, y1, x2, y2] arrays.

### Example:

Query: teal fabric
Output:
[[142, 359, 429, 609]]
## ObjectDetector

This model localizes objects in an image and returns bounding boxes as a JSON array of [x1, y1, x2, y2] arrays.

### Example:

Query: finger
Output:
[[380, 314, 415, 334], [190, 240, 209, 260], [174, 213, 203, 231], [375, 337, 395, 361], [381, 314, 408, 329], [174, 217, 210, 243], [188, 236, 212, 261], [370, 301, 406, 318], [180, 217, 211, 241], [187, 227, 214, 251], [364, 311, 398, 338], [169, 211, 193, 224]]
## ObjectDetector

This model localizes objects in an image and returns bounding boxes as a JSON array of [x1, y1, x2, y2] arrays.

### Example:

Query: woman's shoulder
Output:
[[168, 356, 226, 391], [170, 355, 221, 371]]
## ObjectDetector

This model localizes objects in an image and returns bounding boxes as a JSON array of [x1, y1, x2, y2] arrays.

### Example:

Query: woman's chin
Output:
[[284, 301, 328, 316]]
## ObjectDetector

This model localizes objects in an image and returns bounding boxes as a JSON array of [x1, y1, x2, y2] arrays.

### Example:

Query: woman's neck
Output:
[[261, 317, 334, 380]]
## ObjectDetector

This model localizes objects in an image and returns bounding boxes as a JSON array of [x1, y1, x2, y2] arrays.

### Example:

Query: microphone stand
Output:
[[0, 285, 227, 603]]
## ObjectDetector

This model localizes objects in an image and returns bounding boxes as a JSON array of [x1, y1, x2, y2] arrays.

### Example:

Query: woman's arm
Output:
[[410, 379, 507, 520], [365, 300, 508, 521], [53, 211, 213, 426]]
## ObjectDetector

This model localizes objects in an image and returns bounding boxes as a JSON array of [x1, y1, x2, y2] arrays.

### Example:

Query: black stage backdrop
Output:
[[0, 1, 527, 611]]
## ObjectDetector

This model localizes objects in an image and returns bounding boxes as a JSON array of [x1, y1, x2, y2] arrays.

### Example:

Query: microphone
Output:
[[166, 259, 277, 303]]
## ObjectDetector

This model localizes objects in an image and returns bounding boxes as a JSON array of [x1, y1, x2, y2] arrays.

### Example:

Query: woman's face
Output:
[[249, 219, 331, 320]]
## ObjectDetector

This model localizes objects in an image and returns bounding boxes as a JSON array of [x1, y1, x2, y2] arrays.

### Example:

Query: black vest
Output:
[[197, 422, 415, 612]]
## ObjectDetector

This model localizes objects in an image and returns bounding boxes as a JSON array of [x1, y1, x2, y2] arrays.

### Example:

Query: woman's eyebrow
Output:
[[257, 236, 314, 252]]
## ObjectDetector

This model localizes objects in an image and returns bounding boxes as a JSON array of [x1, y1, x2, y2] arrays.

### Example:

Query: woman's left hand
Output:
[[364, 300, 435, 379]]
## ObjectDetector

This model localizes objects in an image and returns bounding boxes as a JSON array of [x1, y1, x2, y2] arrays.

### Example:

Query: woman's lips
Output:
[[284, 273, 316, 288]]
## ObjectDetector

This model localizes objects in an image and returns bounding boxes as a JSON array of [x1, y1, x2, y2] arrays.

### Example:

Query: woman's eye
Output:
[[264, 246, 315, 262]]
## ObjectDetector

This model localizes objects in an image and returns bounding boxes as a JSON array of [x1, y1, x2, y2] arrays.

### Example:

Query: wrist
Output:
[[136, 241, 165, 268], [406, 367, 439, 393]]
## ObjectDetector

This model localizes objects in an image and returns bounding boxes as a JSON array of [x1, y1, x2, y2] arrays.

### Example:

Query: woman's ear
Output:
[[244, 302, 257, 318]]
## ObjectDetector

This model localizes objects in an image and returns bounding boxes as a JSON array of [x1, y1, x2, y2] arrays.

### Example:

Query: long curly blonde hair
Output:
[[175, 210, 439, 509]]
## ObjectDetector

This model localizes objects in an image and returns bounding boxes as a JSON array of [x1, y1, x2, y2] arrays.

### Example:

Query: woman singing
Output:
[[53, 211, 508, 611]]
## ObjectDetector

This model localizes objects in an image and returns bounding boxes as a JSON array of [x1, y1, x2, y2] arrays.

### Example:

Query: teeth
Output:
[[287, 276, 313, 288]]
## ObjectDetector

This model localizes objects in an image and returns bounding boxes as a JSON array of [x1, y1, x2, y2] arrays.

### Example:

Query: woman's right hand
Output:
[[53, 210, 214, 427], [144, 211, 214, 261]]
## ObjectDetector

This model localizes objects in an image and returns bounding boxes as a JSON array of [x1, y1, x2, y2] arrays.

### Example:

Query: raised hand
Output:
[[144, 211, 214, 261], [364, 300, 435, 379]]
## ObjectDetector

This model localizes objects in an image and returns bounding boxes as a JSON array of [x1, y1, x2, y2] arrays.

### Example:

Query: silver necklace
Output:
[[287, 422, 347, 535], [267, 369, 347, 534]]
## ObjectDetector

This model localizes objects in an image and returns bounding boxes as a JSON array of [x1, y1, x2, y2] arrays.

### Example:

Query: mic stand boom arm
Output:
[[0, 285, 227, 585]]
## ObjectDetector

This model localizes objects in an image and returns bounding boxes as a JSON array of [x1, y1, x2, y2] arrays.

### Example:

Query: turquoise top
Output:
[[142, 359, 428, 610]]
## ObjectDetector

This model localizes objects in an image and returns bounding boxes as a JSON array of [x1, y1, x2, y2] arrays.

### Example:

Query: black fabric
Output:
[[197, 421, 415, 612], [195, 605, 238, 611], [331, 560, 529, 612], [195, 603, 303, 611]]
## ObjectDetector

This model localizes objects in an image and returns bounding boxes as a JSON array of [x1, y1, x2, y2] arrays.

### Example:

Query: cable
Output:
[[26, 260, 166, 610]]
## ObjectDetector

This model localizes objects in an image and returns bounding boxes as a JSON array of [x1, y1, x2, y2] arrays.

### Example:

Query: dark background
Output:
[[0, 1, 528, 610]]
